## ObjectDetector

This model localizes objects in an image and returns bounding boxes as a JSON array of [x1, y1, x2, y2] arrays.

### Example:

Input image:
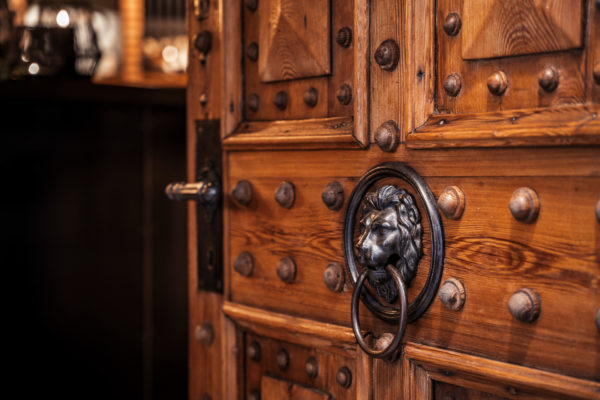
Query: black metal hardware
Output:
[[343, 162, 444, 324], [165, 120, 222, 293]]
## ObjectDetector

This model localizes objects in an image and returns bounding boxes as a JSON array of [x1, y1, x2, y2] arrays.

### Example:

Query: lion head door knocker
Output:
[[343, 163, 444, 360]]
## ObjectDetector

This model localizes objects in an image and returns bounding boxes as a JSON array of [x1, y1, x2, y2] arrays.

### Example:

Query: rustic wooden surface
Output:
[[404, 343, 600, 400], [258, 0, 331, 82], [221, 0, 242, 137], [225, 148, 600, 381], [461, 0, 582, 60], [261, 376, 330, 400]]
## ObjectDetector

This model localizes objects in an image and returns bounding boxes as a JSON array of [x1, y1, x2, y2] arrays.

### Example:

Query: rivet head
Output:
[[374, 333, 395, 352], [509, 187, 540, 223], [248, 390, 260, 400], [437, 186, 465, 220], [594, 65, 600, 85], [336, 84, 352, 105], [194, 31, 212, 54], [443, 73, 462, 97], [245, 0, 258, 12], [323, 262, 345, 292], [232, 180, 253, 206], [199, 93, 208, 106], [247, 340, 261, 362], [439, 278, 466, 311], [595, 308, 600, 332], [274, 91, 288, 110], [305, 357, 319, 378], [596, 197, 600, 223], [276, 257, 297, 284], [374, 120, 400, 152], [374, 39, 400, 71], [487, 70, 508, 96], [195, 322, 214, 346], [246, 42, 258, 62], [276, 348, 289, 370], [304, 87, 319, 108], [538, 66, 559, 92], [336, 27, 352, 48], [443, 13, 462, 36], [508, 288, 541, 323], [321, 181, 344, 210], [336, 366, 352, 388], [234, 251, 254, 277], [373, 39, 400, 71], [274, 181, 295, 208], [247, 93, 260, 113]]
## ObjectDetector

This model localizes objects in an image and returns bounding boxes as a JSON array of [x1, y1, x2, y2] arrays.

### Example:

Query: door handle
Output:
[[165, 160, 221, 223], [344, 162, 445, 360]]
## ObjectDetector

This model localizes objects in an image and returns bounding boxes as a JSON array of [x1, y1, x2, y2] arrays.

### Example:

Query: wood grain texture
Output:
[[261, 376, 329, 400], [435, 0, 591, 119], [221, 0, 242, 137], [258, 0, 330, 82], [225, 149, 600, 380], [353, 0, 369, 147], [407, 105, 600, 148], [404, 343, 600, 400], [244, 332, 357, 400], [223, 117, 361, 150], [462, 0, 583, 60]]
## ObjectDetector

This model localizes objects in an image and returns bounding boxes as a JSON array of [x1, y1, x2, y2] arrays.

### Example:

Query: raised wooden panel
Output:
[[462, 0, 583, 60], [259, 0, 331, 82], [262, 376, 330, 400], [225, 148, 600, 380]]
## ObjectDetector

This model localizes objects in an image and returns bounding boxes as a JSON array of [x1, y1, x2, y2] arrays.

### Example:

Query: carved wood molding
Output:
[[403, 342, 600, 400]]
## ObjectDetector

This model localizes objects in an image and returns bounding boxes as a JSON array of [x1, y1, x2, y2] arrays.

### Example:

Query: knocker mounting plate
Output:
[[343, 162, 444, 323]]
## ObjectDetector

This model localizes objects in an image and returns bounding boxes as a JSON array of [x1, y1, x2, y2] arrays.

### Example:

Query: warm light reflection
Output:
[[56, 9, 70, 27], [28, 62, 40, 75], [161, 45, 178, 64]]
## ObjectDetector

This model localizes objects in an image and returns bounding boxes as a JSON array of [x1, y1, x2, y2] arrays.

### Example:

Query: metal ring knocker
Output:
[[351, 265, 407, 359]]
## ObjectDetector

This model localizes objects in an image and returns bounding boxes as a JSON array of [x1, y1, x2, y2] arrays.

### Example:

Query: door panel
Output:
[[184, 0, 600, 399]]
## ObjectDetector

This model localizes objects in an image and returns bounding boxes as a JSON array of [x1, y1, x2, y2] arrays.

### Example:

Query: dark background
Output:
[[1, 78, 188, 399]]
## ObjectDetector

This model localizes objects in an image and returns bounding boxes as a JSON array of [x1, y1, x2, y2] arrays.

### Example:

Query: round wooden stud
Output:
[[443, 73, 462, 97], [508, 288, 541, 323], [194, 31, 212, 54], [336, 27, 353, 48], [247, 93, 260, 113], [199, 94, 208, 106], [595, 197, 600, 223], [538, 66, 559, 92], [509, 187, 540, 223], [276, 348, 289, 370], [487, 70, 508, 96], [443, 13, 462, 36], [437, 186, 465, 220], [232, 180, 253, 206], [304, 87, 319, 108], [274, 181, 295, 208], [247, 340, 261, 362], [305, 357, 319, 378], [438, 278, 466, 311], [245, 0, 258, 12], [195, 322, 214, 346], [336, 84, 353, 105], [233, 251, 254, 277], [277, 257, 297, 284], [336, 366, 352, 388], [374, 120, 400, 152], [323, 262, 345, 292], [374, 39, 400, 71], [321, 181, 344, 210], [246, 42, 258, 62], [374, 332, 395, 352], [274, 91, 288, 110], [594, 64, 600, 85]]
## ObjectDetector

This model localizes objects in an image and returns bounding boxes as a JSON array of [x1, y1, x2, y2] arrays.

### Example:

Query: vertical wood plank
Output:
[[356, 347, 373, 400], [353, 0, 370, 146], [221, 0, 243, 138]]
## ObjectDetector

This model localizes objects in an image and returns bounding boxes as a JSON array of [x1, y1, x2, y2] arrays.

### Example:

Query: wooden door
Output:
[[185, 0, 600, 399]]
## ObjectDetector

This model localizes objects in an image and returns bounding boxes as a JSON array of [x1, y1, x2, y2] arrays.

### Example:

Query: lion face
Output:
[[354, 185, 423, 302]]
